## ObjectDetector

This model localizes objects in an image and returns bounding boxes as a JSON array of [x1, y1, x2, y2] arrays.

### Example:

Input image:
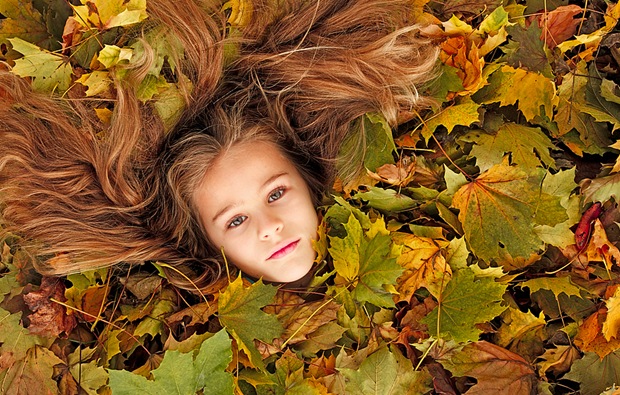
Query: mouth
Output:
[[268, 239, 300, 260]]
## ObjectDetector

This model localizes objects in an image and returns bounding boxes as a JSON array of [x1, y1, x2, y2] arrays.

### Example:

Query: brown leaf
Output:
[[529, 5, 584, 49], [23, 277, 77, 337], [166, 297, 219, 327], [537, 345, 580, 377], [439, 341, 537, 395], [367, 157, 416, 187], [120, 272, 163, 300]]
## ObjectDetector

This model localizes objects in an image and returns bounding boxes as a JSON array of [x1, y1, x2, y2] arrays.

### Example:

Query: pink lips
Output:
[[268, 239, 300, 260]]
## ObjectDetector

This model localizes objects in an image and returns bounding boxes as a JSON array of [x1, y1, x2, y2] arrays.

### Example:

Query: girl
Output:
[[0, 0, 437, 291]]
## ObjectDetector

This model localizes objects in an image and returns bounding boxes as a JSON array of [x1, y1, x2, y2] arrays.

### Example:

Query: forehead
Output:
[[194, 139, 299, 210]]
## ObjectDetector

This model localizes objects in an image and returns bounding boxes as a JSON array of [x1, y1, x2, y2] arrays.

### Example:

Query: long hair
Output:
[[0, 0, 226, 291], [0, 0, 438, 292]]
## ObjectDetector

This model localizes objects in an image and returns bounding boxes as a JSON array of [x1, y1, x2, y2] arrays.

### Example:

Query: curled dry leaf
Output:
[[23, 277, 77, 337]]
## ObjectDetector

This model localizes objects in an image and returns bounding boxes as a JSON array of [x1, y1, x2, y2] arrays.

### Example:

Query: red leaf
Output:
[[23, 277, 77, 337]]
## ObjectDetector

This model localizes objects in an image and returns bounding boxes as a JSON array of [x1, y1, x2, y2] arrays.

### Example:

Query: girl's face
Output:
[[193, 140, 319, 283]]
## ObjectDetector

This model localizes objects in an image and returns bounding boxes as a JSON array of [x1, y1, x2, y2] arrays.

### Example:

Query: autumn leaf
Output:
[[0, 0, 51, 48], [354, 187, 417, 213], [439, 36, 485, 95], [218, 276, 283, 369], [329, 213, 403, 308], [9, 37, 72, 93], [340, 346, 431, 395], [462, 122, 556, 172], [72, 0, 148, 30], [392, 233, 452, 302], [520, 276, 583, 300], [23, 277, 77, 337], [575, 309, 620, 359], [0, 345, 65, 395], [581, 172, 620, 203], [421, 97, 481, 140], [421, 267, 507, 343], [565, 351, 620, 395], [452, 162, 566, 265], [109, 329, 234, 395], [473, 64, 558, 122], [530, 5, 583, 49], [438, 341, 537, 395]]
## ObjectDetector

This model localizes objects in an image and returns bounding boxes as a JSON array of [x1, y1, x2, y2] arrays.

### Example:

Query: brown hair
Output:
[[0, 0, 438, 292]]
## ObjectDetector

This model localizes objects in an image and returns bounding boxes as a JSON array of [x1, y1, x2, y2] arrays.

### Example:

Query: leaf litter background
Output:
[[0, 0, 619, 394]]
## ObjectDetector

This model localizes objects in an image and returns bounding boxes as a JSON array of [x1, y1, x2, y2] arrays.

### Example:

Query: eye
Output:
[[227, 215, 247, 229], [268, 187, 285, 203]]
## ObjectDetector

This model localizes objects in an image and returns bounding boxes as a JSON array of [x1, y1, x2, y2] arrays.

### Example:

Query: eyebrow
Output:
[[210, 171, 289, 224]]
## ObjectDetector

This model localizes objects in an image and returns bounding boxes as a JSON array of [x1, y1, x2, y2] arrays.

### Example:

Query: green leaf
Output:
[[329, 213, 402, 308], [353, 232, 402, 308], [463, 123, 556, 172], [218, 276, 283, 369], [354, 187, 417, 213], [339, 113, 396, 174], [565, 351, 620, 395], [108, 329, 233, 395], [421, 268, 507, 342], [9, 37, 72, 93], [503, 23, 553, 77], [451, 163, 567, 263], [341, 347, 431, 395]]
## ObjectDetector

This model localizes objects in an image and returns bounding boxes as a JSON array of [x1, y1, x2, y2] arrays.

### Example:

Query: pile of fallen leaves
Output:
[[1, 0, 619, 394]]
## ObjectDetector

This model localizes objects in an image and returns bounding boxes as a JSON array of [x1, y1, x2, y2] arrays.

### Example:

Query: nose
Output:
[[259, 212, 283, 240]]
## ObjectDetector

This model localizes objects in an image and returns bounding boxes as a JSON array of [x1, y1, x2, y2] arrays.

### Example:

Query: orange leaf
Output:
[[529, 5, 583, 49], [575, 309, 620, 358]]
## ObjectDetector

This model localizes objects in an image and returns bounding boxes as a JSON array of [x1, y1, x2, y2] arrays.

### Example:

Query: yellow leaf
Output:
[[72, 0, 147, 30], [611, 141, 620, 173], [76, 71, 111, 96], [392, 233, 451, 302], [604, 287, 620, 341], [222, 0, 253, 28]]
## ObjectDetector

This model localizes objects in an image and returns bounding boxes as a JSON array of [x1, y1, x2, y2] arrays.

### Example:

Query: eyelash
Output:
[[226, 186, 287, 229]]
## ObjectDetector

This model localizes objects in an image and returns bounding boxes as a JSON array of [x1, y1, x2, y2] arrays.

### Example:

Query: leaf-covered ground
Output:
[[1, 0, 619, 394]]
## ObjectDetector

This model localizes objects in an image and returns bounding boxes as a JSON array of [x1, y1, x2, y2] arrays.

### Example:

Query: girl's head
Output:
[[152, 105, 326, 283]]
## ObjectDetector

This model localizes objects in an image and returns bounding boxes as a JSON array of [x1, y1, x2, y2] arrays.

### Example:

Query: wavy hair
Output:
[[0, 0, 438, 292]]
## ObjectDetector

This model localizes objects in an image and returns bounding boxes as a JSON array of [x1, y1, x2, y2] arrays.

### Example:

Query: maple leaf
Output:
[[438, 341, 538, 394], [520, 276, 583, 300], [340, 346, 432, 395], [0, 0, 52, 49], [392, 233, 452, 302], [495, 308, 546, 362], [575, 309, 620, 359], [72, 0, 148, 30], [218, 276, 283, 369], [530, 5, 583, 49], [537, 345, 580, 377], [439, 36, 485, 95], [503, 22, 553, 76], [604, 287, 620, 341], [565, 351, 620, 395], [23, 277, 77, 337], [581, 172, 620, 203], [9, 37, 72, 93], [451, 162, 567, 265], [421, 97, 481, 141], [0, 345, 65, 395], [463, 122, 556, 172], [328, 213, 403, 308], [473, 64, 557, 122], [421, 267, 507, 343], [109, 329, 234, 395]]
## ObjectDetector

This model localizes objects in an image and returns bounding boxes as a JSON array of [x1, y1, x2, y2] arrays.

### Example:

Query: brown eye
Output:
[[268, 187, 285, 203], [228, 215, 247, 228]]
